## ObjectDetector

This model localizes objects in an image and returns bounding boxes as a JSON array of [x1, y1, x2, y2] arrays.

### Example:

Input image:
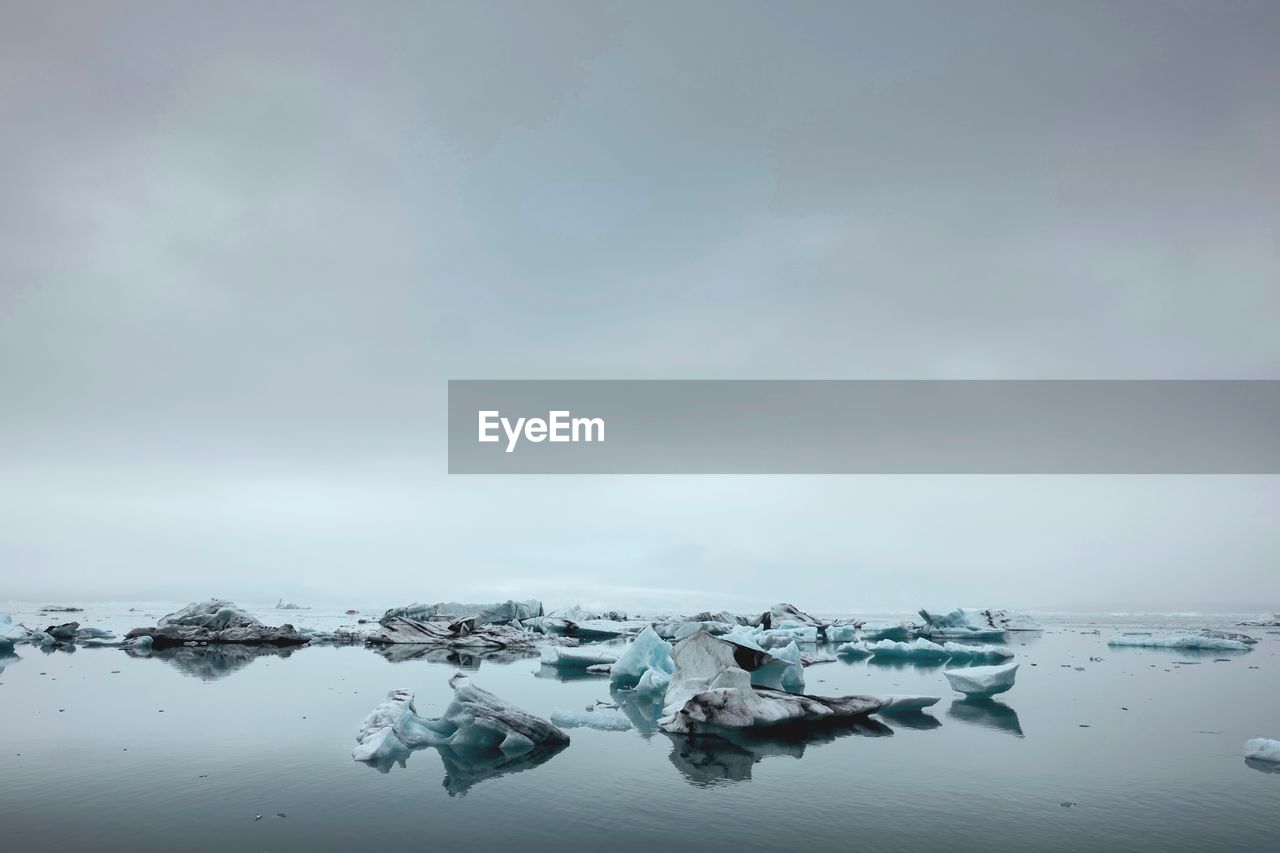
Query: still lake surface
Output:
[[1, 603, 1277, 851]]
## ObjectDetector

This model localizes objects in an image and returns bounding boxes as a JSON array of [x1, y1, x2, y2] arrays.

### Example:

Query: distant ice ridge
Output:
[[1244, 738, 1280, 763], [835, 638, 1012, 664], [381, 599, 542, 627], [943, 663, 1019, 697], [1238, 614, 1280, 627], [275, 598, 309, 610], [1106, 633, 1253, 651], [918, 608, 1011, 640], [353, 674, 568, 764]]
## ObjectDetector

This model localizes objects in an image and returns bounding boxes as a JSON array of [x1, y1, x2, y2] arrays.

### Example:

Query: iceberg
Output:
[[1243, 738, 1280, 764], [75, 626, 116, 641], [859, 621, 918, 642], [943, 663, 1019, 697], [869, 638, 950, 661], [1196, 629, 1257, 645], [658, 631, 884, 735], [45, 622, 80, 640], [370, 617, 549, 651], [835, 641, 873, 659], [0, 613, 26, 652], [918, 609, 1007, 641], [1238, 614, 1280, 627], [609, 627, 674, 689], [824, 624, 859, 643], [275, 598, 309, 610], [539, 645, 622, 670], [353, 674, 569, 765], [550, 708, 633, 731], [942, 642, 1015, 662], [1106, 633, 1252, 651], [380, 599, 543, 627], [749, 603, 825, 630], [126, 600, 309, 648]]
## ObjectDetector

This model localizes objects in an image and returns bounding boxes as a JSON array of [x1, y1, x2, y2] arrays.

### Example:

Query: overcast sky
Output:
[[2, 1, 1277, 612]]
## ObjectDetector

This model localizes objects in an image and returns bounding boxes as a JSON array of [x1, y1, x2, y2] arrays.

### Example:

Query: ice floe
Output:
[[1106, 633, 1252, 651], [540, 645, 622, 670], [1238, 614, 1280, 627], [858, 621, 919, 642], [877, 695, 941, 713], [550, 708, 634, 731], [275, 598, 309, 610], [943, 663, 1019, 697], [1243, 738, 1280, 764], [942, 642, 1015, 662], [353, 674, 569, 765], [835, 641, 873, 659]]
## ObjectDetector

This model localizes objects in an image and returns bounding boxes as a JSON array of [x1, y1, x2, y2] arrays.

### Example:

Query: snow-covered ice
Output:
[[877, 695, 941, 713], [943, 663, 1019, 697]]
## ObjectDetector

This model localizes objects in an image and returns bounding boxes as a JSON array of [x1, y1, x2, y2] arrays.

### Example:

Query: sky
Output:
[[1, 1, 1278, 613]]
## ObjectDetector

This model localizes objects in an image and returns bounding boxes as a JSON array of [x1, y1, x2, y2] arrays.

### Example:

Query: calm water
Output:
[[2, 604, 1277, 851]]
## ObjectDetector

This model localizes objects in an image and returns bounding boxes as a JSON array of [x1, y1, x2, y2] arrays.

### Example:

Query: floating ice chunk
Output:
[[353, 674, 569, 764], [824, 625, 859, 643], [749, 603, 825, 630], [609, 627, 674, 689], [1244, 738, 1280, 763], [275, 598, 309, 610], [659, 632, 884, 735], [571, 619, 652, 640], [75, 626, 116, 641], [943, 663, 1019, 697], [869, 638, 950, 661], [1106, 633, 1252, 651], [0, 613, 25, 652], [981, 609, 1042, 631], [381, 599, 543, 627], [550, 708, 633, 731], [370, 617, 549, 651], [159, 599, 261, 630], [1238, 614, 1280, 627], [540, 645, 622, 669], [635, 668, 671, 694], [859, 621, 918, 642], [878, 695, 941, 713], [942, 642, 1014, 662], [1197, 630, 1258, 645], [918, 609, 1008, 641], [759, 626, 819, 645], [45, 622, 80, 640], [769, 641, 806, 692], [835, 641, 873, 659], [124, 634, 153, 652]]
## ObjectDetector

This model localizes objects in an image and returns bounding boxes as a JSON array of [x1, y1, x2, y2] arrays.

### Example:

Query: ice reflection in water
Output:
[[947, 698, 1024, 737]]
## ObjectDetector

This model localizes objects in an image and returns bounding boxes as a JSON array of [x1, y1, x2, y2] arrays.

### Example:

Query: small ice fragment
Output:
[[943, 663, 1019, 697]]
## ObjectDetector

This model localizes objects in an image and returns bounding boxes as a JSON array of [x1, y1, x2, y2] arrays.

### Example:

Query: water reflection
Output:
[[130, 644, 298, 681], [534, 664, 610, 682], [877, 708, 943, 731], [667, 718, 894, 786], [358, 740, 568, 797], [947, 698, 1024, 737], [866, 658, 946, 672], [609, 689, 665, 738], [1244, 758, 1280, 775], [373, 645, 537, 668]]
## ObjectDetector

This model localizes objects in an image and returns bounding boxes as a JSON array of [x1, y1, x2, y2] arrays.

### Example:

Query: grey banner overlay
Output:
[[448, 380, 1280, 474]]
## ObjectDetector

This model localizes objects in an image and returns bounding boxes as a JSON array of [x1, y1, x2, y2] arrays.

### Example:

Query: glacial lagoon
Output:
[[1, 604, 1277, 851]]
